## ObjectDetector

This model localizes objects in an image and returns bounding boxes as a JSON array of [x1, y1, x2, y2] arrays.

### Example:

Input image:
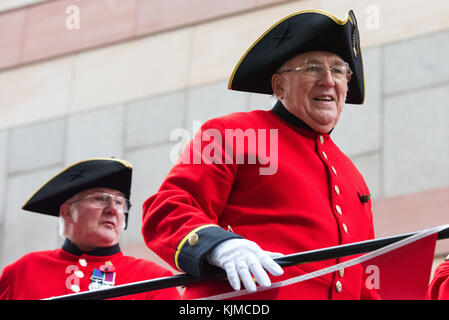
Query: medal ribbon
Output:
[[89, 268, 115, 291]]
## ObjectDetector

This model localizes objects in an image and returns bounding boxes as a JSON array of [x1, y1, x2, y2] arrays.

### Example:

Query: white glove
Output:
[[207, 238, 284, 292]]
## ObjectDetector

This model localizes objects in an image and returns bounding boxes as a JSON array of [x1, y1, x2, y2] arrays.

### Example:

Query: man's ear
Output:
[[271, 73, 284, 100], [59, 203, 72, 222]]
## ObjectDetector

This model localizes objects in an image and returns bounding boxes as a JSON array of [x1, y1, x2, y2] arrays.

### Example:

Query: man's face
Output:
[[272, 51, 349, 133], [61, 188, 127, 250]]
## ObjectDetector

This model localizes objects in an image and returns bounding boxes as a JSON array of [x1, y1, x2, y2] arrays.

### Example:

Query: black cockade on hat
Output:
[[22, 158, 133, 217], [228, 9, 365, 105]]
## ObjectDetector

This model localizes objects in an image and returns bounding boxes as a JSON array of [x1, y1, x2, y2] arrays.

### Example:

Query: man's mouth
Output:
[[102, 221, 116, 227], [313, 95, 334, 101]]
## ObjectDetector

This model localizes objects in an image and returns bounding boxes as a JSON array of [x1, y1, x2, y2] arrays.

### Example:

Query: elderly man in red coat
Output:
[[142, 9, 379, 300], [0, 158, 180, 300]]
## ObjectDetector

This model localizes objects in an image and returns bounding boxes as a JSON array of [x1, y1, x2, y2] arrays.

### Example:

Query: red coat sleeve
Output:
[[142, 118, 242, 276], [427, 260, 449, 299], [0, 266, 11, 300]]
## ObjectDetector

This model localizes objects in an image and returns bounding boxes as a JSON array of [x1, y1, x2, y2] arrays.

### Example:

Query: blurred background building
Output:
[[0, 0, 448, 281]]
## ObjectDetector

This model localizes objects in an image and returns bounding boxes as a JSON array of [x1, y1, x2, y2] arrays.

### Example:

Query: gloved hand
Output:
[[207, 238, 284, 292]]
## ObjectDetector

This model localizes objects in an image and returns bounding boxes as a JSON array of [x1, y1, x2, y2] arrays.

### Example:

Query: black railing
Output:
[[46, 225, 449, 300]]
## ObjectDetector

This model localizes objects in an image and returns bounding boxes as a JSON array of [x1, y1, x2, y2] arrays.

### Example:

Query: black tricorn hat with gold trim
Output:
[[22, 158, 133, 217], [228, 9, 364, 104]]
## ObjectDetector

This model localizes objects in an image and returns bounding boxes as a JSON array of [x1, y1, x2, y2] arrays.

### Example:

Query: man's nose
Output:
[[103, 198, 119, 213], [317, 69, 335, 86]]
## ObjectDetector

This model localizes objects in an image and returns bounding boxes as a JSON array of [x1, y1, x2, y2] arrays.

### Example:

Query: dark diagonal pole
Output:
[[46, 226, 449, 300]]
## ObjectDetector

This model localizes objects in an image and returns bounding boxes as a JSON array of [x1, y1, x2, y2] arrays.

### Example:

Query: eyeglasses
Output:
[[69, 192, 131, 213], [276, 62, 353, 82]]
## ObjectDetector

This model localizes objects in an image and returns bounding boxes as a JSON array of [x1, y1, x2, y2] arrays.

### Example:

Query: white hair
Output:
[[59, 204, 79, 239], [58, 216, 65, 239]]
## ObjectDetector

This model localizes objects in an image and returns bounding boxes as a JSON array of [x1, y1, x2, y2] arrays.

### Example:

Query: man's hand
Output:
[[207, 238, 284, 292]]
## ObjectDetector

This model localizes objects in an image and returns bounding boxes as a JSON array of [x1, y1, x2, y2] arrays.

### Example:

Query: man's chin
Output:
[[95, 231, 119, 246], [307, 119, 337, 133]]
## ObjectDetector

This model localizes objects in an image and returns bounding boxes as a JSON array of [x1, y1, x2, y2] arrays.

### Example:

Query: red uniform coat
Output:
[[0, 240, 180, 300], [142, 102, 379, 300], [427, 260, 449, 299]]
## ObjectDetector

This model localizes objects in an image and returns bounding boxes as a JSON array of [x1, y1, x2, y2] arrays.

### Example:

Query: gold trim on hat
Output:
[[228, 9, 351, 91], [22, 158, 132, 210]]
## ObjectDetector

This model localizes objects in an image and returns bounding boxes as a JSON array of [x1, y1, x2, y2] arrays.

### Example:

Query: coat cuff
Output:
[[175, 225, 242, 277]]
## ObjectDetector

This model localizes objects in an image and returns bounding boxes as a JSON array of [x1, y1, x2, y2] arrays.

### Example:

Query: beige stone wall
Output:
[[2, 0, 449, 130]]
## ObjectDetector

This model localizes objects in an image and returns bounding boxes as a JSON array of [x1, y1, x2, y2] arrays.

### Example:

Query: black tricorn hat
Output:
[[228, 9, 364, 104], [22, 158, 133, 217]]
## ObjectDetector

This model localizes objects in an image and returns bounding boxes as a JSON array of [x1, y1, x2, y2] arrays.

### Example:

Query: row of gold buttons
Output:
[[319, 135, 346, 294], [69, 258, 89, 293], [336, 268, 345, 293], [319, 135, 348, 236]]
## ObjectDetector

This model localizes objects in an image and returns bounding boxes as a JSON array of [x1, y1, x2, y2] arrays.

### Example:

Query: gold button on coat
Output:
[[188, 233, 199, 246], [338, 268, 344, 277], [334, 185, 340, 195], [331, 166, 337, 176], [71, 284, 80, 293], [335, 205, 342, 215], [322, 151, 328, 159], [342, 223, 348, 234], [335, 281, 342, 292], [78, 259, 87, 267], [319, 135, 324, 144]]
